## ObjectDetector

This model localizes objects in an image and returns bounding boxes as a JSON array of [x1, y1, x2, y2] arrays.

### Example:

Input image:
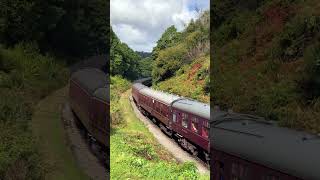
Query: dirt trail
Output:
[[128, 94, 209, 174], [32, 87, 87, 180]]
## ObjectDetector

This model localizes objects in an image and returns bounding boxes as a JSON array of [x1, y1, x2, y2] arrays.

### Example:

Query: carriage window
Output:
[[191, 117, 199, 133], [182, 113, 188, 128], [173, 113, 177, 123], [202, 127, 208, 138], [202, 120, 209, 138]]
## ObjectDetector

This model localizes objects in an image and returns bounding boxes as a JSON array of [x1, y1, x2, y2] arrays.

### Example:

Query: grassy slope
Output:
[[212, 0, 320, 133], [110, 77, 209, 180], [154, 55, 210, 103], [0, 44, 72, 178], [32, 87, 87, 180]]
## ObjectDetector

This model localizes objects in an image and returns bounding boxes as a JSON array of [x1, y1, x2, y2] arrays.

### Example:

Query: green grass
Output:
[[110, 85, 209, 179]]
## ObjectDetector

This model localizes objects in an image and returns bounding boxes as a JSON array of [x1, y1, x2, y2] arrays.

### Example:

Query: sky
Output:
[[111, 0, 209, 52]]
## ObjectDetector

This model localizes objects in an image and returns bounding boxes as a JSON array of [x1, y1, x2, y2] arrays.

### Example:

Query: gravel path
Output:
[[62, 102, 108, 180], [129, 96, 209, 175]]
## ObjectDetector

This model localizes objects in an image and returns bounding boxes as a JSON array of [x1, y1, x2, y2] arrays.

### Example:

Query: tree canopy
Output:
[[110, 28, 152, 80], [0, 0, 109, 59]]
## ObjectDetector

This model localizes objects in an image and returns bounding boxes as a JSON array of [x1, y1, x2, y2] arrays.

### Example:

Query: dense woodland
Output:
[[0, 0, 109, 59], [0, 0, 108, 179], [211, 0, 320, 133]]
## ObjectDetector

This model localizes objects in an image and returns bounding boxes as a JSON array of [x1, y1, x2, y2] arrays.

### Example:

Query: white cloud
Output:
[[111, 0, 209, 52]]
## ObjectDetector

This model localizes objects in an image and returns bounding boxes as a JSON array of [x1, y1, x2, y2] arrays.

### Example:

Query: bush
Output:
[[110, 75, 131, 127]]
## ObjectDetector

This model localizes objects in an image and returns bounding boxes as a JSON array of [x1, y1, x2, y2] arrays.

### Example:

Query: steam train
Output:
[[210, 111, 320, 180], [69, 68, 109, 163], [132, 80, 211, 162]]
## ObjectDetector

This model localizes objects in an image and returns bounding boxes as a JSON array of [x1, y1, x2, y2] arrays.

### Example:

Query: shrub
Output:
[[269, 14, 320, 61]]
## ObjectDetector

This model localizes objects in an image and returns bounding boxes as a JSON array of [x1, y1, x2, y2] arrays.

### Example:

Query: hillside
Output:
[[212, 0, 320, 133], [152, 11, 210, 103], [154, 55, 209, 103]]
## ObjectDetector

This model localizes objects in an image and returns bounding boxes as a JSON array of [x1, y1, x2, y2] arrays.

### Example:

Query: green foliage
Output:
[[0, 124, 44, 179], [110, 75, 131, 127], [154, 56, 210, 103], [303, 42, 320, 97], [139, 57, 153, 77], [212, 0, 320, 133], [0, 44, 68, 179], [110, 29, 149, 79], [212, 11, 259, 47], [269, 14, 320, 61], [152, 11, 209, 84], [151, 26, 181, 61], [152, 44, 187, 83], [0, 0, 109, 58]]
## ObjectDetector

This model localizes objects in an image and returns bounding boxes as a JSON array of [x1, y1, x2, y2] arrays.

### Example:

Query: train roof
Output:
[[71, 68, 109, 102], [132, 83, 147, 91], [210, 111, 320, 180], [93, 87, 109, 103], [139, 86, 180, 105], [172, 99, 210, 120], [134, 82, 210, 120]]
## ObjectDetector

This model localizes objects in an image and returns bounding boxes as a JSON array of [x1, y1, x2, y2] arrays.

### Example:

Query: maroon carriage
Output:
[[69, 68, 109, 148], [132, 81, 210, 162], [170, 98, 210, 160], [210, 111, 320, 180]]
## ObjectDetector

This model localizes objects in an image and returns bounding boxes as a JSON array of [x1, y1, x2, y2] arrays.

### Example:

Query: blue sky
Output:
[[111, 0, 209, 52]]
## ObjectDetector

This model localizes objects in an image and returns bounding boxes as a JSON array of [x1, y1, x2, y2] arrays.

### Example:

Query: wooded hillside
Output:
[[212, 0, 320, 133]]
